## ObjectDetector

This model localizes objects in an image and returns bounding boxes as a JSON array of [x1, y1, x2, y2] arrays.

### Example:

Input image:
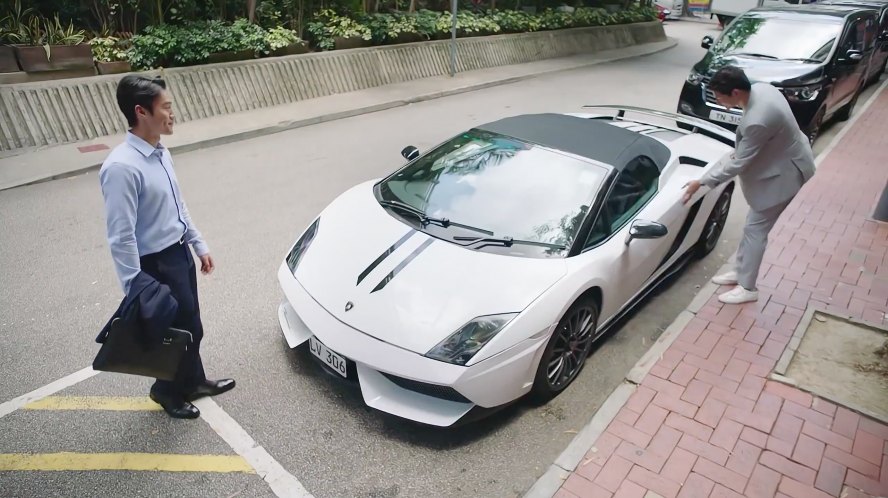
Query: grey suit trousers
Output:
[[736, 199, 792, 290]]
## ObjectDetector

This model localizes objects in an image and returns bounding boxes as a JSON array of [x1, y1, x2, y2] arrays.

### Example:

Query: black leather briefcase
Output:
[[92, 318, 192, 381]]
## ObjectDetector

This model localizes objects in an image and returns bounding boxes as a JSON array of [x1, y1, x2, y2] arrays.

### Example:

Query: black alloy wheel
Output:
[[694, 186, 732, 258], [529, 297, 599, 403]]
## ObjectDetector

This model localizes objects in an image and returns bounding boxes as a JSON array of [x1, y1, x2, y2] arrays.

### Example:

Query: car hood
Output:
[[696, 55, 826, 86], [291, 181, 568, 355]]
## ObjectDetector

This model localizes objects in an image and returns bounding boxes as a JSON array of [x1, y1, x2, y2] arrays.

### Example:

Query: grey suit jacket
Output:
[[701, 82, 816, 211]]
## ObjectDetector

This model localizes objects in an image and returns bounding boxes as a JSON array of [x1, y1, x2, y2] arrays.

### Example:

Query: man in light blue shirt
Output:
[[100, 75, 234, 419]]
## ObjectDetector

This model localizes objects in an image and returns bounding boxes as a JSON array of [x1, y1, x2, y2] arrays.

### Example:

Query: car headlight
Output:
[[782, 84, 822, 102], [425, 313, 518, 366], [686, 71, 704, 85], [286, 217, 319, 273]]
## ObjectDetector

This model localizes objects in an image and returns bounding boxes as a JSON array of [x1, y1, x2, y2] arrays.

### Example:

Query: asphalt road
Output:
[[0, 19, 877, 498]]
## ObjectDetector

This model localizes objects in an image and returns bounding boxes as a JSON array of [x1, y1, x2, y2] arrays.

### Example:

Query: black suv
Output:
[[677, 4, 880, 143], [818, 0, 888, 85]]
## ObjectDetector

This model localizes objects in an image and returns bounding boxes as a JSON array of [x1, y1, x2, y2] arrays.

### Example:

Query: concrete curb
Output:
[[520, 76, 888, 498], [1, 38, 677, 191]]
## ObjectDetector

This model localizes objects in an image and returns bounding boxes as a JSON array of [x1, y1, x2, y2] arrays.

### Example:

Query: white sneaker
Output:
[[711, 270, 739, 286], [718, 286, 759, 304]]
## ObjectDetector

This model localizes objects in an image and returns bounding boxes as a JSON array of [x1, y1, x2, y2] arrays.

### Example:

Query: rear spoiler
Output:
[[580, 105, 736, 148]]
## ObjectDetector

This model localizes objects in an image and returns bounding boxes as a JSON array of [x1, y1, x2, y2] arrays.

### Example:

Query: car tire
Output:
[[693, 185, 733, 259], [805, 107, 826, 146], [528, 296, 599, 404], [836, 80, 864, 122]]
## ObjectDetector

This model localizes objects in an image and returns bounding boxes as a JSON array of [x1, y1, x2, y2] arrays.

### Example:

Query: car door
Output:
[[580, 155, 685, 317], [829, 15, 869, 110], [877, 8, 888, 74], [862, 13, 880, 81]]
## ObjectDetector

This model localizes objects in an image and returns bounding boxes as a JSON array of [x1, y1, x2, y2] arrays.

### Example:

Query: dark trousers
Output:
[[139, 240, 206, 398]]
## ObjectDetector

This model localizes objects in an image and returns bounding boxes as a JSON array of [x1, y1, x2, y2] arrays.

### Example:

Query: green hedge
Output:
[[341, 7, 656, 48], [126, 19, 303, 69], [125, 6, 657, 70]]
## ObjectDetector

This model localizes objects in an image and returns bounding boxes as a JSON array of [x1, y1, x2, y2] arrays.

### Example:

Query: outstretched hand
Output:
[[682, 180, 702, 204]]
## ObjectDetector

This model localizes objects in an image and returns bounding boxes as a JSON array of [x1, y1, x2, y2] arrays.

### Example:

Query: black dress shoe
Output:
[[149, 392, 200, 419], [185, 378, 236, 401]]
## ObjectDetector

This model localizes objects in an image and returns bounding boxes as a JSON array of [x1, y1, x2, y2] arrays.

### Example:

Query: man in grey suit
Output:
[[682, 66, 816, 304]]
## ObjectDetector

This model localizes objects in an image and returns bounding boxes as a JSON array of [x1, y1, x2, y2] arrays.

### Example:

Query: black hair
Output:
[[708, 66, 752, 95], [116, 75, 167, 127]]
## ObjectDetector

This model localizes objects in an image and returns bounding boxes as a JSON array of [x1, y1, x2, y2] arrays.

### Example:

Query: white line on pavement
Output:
[[0, 367, 312, 498], [0, 366, 100, 419], [194, 397, 313, 498]]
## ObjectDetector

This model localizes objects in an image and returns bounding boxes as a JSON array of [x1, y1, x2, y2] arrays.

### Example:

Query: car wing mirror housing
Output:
[[401, 146, 420, 161], [625, 220, 668, 245]]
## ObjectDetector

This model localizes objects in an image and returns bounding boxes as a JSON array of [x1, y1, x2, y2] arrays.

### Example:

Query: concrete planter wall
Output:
[[0, 21, 665, 153]]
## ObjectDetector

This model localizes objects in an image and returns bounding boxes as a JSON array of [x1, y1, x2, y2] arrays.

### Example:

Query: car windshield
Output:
[[712, 15, 843, 63], [377, 129, 610, 251]]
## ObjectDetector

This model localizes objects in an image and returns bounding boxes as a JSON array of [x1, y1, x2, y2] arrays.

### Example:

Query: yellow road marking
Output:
[[23, 396, 161, 411], [0, 453, 254, 473]]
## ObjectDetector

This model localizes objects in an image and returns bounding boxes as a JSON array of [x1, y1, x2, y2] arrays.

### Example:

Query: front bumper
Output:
[[677, 81, 823, 133], [276, 262, 548, 427]]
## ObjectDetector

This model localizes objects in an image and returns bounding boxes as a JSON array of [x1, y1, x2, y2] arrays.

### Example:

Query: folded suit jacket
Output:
[[96, 271, 179, 347]]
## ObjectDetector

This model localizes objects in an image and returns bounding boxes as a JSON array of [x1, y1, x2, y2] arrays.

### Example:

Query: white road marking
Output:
[[194, 398, 314, 498], [0, 367, 100, 419], [0, 367, 312, 497]]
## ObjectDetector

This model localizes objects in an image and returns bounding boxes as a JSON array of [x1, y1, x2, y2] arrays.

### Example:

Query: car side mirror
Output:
[[625, 220, 668, 245], [401, 146, 420, 161], [701, 36, 714, 49]]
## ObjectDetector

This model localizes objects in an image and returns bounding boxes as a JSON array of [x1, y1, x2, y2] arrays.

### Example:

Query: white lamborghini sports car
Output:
[[277, 106, 738, 427]]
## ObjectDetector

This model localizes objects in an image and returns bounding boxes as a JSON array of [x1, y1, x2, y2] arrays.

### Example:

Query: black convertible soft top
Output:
[[475, 113, 672, 172]]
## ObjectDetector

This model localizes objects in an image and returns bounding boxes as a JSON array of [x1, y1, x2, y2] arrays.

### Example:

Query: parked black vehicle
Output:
[[818, 0, 888, 85], [678, 4, 880, 143]]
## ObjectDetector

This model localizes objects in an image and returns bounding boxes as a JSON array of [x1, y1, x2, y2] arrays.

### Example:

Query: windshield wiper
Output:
[[727, 52, 778, 59], [784, 58, 821, 63], [379, 199, 493, 235], [453, 235, 567, 251]]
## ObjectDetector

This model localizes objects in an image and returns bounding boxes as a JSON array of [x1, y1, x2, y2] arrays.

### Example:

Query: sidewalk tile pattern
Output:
[[556, 88, 888, 498]]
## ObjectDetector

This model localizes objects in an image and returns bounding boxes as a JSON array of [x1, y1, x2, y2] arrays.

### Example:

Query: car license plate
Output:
[[709, 110, 742, 125], [308, 336, 348, 378]]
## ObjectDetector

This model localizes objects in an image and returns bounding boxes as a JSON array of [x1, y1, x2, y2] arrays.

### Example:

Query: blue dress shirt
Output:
[[100, 132, 209, 294]]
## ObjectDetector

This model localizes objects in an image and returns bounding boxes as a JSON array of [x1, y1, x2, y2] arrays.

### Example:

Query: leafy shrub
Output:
[[486, 10, 540, 33], [362, 12, 422, 44], [573, 7, 612, 27], [435, 11, 502, 37], [89, 35, 130, 62], [127, 19, 303, 69], [536, 9, 575, 30], [264, 25, 302, 52], [306, 9, 371, 50]]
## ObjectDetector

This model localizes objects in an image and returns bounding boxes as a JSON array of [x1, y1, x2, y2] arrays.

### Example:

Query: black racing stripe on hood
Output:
[[357, 229, 416, 286], [371, 238, 434, 293]]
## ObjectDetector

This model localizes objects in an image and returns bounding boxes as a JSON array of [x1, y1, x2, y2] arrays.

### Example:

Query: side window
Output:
[[882, 11, 888, 35], [844, 19, 865, 52], [584, 156, 660, 248], [864, 17, 877, 50]]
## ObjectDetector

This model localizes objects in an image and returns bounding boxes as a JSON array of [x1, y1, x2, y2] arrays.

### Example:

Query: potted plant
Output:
[[264, 26, 308, 57], [13, 14, 92, 73], [90, 36, 132, 74], [203, 19, 262, 64], [0, 0, 31, 72]]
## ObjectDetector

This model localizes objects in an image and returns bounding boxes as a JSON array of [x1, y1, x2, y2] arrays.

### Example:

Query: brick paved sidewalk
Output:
[[554, 85, 888, 498]]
